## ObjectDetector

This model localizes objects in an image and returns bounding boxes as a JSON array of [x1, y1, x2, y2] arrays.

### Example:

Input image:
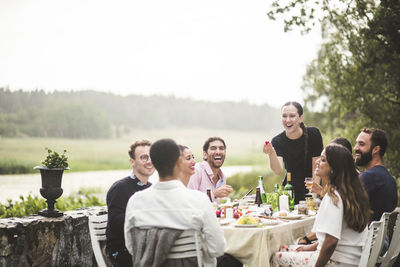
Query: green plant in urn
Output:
[[34, 148, 70, 217], [41, 148, 69, 169]]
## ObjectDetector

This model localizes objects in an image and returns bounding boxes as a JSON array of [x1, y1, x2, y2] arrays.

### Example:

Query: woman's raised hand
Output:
[[263, 141, 274, 156]]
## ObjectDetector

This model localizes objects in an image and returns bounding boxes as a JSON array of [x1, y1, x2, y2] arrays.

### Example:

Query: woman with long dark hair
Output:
[[263, 101, 323, 203], [272, 144, 370, 266], [178, 145, 196, 186]]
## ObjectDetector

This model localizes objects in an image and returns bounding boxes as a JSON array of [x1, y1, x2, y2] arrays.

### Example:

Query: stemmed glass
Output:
[[305, 177, 318, 212], [304, 177, 313, 197]]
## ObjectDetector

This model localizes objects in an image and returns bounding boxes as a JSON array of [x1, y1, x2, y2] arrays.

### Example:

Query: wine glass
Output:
[[305, 177, 313, 196]]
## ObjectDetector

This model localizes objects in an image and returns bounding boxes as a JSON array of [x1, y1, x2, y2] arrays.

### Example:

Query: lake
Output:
[[0, 165, 252, 203]]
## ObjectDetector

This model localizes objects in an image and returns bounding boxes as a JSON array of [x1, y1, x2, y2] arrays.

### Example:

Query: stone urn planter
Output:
[[34, 148, 69, 217]]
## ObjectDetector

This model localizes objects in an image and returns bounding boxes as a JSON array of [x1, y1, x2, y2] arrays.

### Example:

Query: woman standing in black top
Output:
[[263, 101, 323, 203]]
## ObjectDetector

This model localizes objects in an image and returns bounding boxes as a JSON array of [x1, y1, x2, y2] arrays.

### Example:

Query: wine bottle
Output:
[[255, 187, 262, 207], [284, 172, 295, 211], [206, 188, 213, 202], [258, 176, 267, 204]]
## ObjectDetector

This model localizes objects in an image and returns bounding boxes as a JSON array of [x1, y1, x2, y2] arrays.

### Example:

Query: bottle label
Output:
[[259, 180, 267, 195]]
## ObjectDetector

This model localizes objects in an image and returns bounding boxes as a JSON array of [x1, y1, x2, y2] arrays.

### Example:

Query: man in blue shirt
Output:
[[354, 128, 397, 222]]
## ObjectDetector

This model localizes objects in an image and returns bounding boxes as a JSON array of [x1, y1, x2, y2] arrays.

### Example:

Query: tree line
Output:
[[0, 88, 282, 138]]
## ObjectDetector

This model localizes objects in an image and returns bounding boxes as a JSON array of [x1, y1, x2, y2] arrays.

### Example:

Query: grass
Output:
[[0, 127, 275, 174]]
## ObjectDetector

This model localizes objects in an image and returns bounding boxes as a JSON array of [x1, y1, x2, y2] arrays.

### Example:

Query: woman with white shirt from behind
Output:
[[272, 144, 370, 267]]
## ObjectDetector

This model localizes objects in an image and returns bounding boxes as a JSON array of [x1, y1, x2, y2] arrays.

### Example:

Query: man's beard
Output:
[[208, 157, 224, 169], [355, 147, 373, 167]]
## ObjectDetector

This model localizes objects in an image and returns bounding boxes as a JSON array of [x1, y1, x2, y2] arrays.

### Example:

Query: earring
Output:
[[330, 170, 333, 174]]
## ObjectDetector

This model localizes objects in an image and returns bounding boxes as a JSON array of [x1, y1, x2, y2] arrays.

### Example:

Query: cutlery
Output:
[[241, 188, 253, 199]]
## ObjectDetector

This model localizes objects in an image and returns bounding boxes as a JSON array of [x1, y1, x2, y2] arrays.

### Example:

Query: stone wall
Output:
[[0, 206, 107, 267]]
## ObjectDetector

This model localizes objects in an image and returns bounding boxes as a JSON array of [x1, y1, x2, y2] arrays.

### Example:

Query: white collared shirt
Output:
[[124, 180, 226, 266]]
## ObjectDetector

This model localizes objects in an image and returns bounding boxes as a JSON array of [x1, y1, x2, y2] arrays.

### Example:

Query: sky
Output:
[[0, 0, 321, 108]]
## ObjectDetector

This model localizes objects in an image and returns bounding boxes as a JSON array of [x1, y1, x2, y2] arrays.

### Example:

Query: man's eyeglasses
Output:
[[138, 154, 150, 163]]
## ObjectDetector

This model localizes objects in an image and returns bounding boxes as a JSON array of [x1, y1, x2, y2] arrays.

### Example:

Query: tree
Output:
[[267, 0, 400, 178]]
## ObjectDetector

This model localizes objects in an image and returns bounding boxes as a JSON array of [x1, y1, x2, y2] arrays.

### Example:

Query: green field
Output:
[[0, 128, 276, 174]]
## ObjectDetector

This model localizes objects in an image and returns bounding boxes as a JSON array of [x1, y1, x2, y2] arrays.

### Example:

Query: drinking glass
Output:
[[306, 197, 316, 212], [267, 192, 279, 212], [305, 177, 313, 196]]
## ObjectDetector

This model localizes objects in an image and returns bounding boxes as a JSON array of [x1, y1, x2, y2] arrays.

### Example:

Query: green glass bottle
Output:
[[284, 172, 295, 211], [273, 183, 279, 193], [258, 176, 267, 204]]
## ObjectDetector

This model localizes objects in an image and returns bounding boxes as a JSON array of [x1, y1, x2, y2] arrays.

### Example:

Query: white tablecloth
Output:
[[222, 216, 315, 267]]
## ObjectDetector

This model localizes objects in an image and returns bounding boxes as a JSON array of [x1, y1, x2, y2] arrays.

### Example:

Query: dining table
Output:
[[221, 215, 315, 267]]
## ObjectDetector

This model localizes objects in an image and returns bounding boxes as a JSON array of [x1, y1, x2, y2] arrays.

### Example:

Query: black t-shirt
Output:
[[272, 126, 323, 203], [360, 165, 398, 222], [105, 176, 151, 252]]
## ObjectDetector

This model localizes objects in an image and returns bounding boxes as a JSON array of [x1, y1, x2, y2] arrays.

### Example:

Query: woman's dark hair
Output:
[[150, 139, 180, 178], [178, 145, 189, 153], [330, 137, 352, 153], [283, 101, 308, 167], [324, 144, 370, 232]]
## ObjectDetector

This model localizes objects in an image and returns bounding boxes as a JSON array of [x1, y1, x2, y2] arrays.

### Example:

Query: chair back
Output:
[[359, 220, 385, 267], [166, 229, 202, 267], [88, 214, 108, 267], [378, 211, 400, 267], [378, 212, 392, 253]]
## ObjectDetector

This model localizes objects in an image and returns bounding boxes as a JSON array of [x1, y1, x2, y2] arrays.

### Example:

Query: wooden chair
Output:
[[88, 214, 109, 267], [166, 229, 203, 267], [376, 211, 400, 267], [359, 219, 385, 267]]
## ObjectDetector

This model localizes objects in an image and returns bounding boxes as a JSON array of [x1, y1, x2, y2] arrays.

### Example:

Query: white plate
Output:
[[260, 219, 280, 225], [292, 209, 316, 216], [219, 218, 236, 226], [278, 215, 303, 220], [234, 223, 260, 228]]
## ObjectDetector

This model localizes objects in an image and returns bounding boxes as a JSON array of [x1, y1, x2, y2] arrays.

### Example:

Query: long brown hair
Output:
[[323, 144, 370, 232]]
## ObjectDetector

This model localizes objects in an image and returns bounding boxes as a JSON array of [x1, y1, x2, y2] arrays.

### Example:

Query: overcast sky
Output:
[[0, 0, 321, 108]]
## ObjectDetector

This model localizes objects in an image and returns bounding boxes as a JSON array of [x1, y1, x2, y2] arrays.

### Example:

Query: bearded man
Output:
[[187, 136, 233, 202], [354, 128, 397, 222]]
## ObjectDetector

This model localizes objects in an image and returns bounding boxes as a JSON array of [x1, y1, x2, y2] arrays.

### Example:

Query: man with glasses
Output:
[[106, 139, 155, 267]]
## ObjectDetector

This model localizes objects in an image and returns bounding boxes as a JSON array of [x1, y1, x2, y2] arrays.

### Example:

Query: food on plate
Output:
[[236, 215, 260, 225], [278, 211, 288, 217]]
